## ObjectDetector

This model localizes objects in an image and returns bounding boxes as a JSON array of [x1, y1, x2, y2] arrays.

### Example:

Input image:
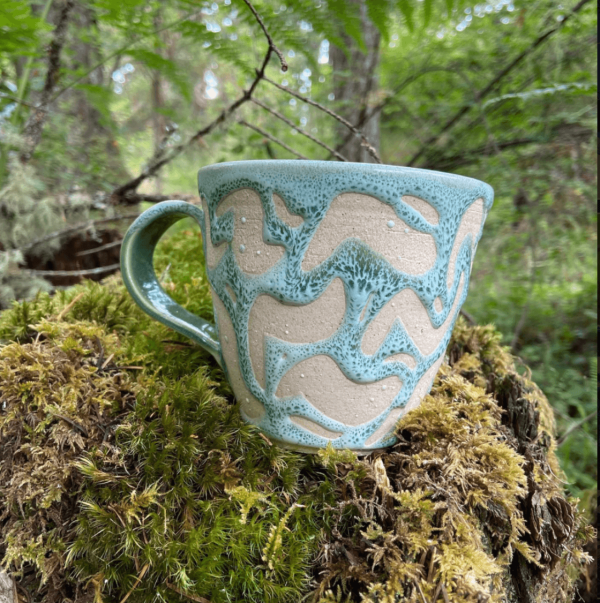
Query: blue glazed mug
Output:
[[120, 160, 493, 453]]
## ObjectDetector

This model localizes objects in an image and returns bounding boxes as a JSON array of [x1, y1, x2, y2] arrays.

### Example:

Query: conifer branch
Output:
[[262, 76, 382, 163], [241, 0, 287, 72], [44, 8, 206, 107], [407, 0, 593, 167], [238, 120, 308, 159], [109, 0, 288, 205], [251, 98, 348, 161]]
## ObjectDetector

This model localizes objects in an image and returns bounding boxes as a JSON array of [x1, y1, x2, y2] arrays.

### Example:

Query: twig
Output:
[[414, 581, 428, 603], [19, 214, 140, 252], [56, 291, 86, 320], [110, 0, 288, 204], [259, 432, 273, 446], [459, 309, 475, 325], [22, 263, 121, 277], [556, 410, 598, 446], [251, 97, 348, 161], [241, 0, 287, 72], [407, 0, 593, 167], [330, 65, 463, 159], [119, 564, 149, 603], [19, 0, 75, 164], [51, 412, 89, 438], [238, 120, 308, 159], [165, 582, 212, 603], [0, 94, 42, 110], [76, 239, 123, 257], [441, 583, 450, 603], [262, 76, 381, 163]]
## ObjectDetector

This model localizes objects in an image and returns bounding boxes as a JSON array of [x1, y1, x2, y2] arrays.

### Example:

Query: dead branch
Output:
[[262, 75, 381, 163], [165, 582, 212, 603], [330, 66, 466, 159], [19, 0, 75, 164], [76, 239, 122, 257], [19, 214, 141, 253], [0, 94, 41, 110], [407, 0, 593, 167], [109, 0, 288, 205], [21, 264, 121, 277], [241, 0, 287, 72], [556, 410, 598, 446], [238, 120, 307, 159], [250, 98, 348, 161]]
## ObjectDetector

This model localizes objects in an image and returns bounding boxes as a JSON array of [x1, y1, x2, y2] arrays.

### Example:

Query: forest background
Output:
[[0, 0, 596, 524]]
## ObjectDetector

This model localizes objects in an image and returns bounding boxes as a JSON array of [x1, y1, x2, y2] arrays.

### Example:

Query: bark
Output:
[[329, 0, 381, 163]]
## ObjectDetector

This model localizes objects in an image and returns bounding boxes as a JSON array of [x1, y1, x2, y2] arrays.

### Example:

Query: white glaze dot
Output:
[[239, 244, 246, 253], [256, 250, 261, 255], [224, 335, 229, 342], [245, 398, 249, 403], [382, 384, 387, 390], [404, 228, 409, 233], [370, 397, 375, 402], [300, 373, 305, 378], [387, 220, 395, 228], [241, 217, 246, 224], [285, 330, 289, 334], [391, 302, 395, 307]]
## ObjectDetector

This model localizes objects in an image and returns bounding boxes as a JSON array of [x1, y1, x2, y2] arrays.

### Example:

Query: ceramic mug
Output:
[[120, 160, 493, 453]]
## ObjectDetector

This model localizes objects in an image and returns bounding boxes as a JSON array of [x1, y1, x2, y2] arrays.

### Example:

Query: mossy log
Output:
[[0, 228, 594, 603]]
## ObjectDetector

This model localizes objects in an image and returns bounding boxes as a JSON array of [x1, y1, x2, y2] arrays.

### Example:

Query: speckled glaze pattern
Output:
[[120, 160, 493, 452]]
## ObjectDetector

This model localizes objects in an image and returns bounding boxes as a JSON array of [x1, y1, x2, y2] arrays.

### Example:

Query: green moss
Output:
[[0, 227, 594, 603]]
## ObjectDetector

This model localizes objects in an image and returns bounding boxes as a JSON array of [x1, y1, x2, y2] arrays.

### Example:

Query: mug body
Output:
[[198, 160, 493, 452]]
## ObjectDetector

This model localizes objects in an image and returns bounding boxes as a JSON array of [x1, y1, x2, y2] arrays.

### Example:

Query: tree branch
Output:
[[556, 410, 598, 446], [241, 0, 287, 72], [262, 76, 382, 163], [19, 0, 75, 164], [22, 264, 121, 277], [250, 98, 348, 161], [407, 0, 593, 167], [18, 213, 142, 253], [109, 0, 288, 205], [238, 120, 307, 159], [330, 66, 466, 159]]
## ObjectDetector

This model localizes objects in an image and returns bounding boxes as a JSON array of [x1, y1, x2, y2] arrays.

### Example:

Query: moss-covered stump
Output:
[[0, 228, 594, 603]]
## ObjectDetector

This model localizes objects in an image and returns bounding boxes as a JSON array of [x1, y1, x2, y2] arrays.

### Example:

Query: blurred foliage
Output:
[[0, 0, 596, 504]]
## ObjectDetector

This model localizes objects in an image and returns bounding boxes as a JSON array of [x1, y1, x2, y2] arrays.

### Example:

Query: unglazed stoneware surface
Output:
[[120, 160, 493, 453]]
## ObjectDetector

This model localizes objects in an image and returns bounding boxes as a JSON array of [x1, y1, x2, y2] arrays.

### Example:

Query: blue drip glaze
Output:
[[197, 160, 494, 450]]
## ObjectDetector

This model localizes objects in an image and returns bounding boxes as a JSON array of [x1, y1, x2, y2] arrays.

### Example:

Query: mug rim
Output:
[[197, 159, 492, 194]]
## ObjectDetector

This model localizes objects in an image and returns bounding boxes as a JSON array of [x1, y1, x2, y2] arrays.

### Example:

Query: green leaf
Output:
[[396, 0, 415, 32], [127, 48, 191, 102]]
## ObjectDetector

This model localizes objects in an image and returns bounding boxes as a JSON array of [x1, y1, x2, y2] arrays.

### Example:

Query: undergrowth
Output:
[[0, 226, 594, 603]]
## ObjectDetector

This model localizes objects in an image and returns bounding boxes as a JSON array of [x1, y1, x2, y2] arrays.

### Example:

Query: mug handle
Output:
[[120, 200, 222, 366]]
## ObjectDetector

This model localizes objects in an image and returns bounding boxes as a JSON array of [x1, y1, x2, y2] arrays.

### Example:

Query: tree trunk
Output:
[[151, 9, 166, 194], [67, 2, 130, 187], [329, 0, 381, 163]]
